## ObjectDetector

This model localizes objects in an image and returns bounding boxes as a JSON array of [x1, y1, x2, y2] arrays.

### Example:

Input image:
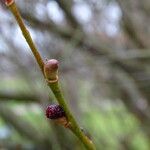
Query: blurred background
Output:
[[0, 0, 150, 149]]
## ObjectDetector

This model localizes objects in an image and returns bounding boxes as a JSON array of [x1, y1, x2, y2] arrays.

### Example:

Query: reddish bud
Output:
[[5, 0, 14, 6], [46, 104, 71, 128], [46, 104, 65, 119], [44, 59, 59, 82]]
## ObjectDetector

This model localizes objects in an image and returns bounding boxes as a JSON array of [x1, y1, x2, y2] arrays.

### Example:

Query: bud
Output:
[[5, 0, 14, 6], [44, 59, 59, 83], [46, 104, 70, 128], [46, 104, 65, 119]]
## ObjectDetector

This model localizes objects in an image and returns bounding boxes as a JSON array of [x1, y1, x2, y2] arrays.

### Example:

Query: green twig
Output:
[[6, 1, 96, 149], [49, 82, 95, 150], [7, 1, 44, 73]]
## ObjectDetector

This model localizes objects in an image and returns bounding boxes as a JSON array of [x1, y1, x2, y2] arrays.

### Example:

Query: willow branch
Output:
[[48, 81, 95, 150], [6, 1, 96, 149], [7, 1, 44, 73]]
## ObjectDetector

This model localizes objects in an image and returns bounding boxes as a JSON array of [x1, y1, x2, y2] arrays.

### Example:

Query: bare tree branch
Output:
[[113, 67, 150, 137], [0, 104, 52, 149], [0, 91, 39, 102], [55, 0, 81, 29]]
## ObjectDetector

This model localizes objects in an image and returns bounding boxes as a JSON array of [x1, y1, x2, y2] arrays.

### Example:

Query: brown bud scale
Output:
[[44, 59, 59, 82]]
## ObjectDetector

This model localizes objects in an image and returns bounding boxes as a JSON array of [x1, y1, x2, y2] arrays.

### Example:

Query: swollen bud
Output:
[[46, 104, 65, 119], [46, 104, 70, 128], [44, 59, 59, 83], [5, 0, 14, 6]]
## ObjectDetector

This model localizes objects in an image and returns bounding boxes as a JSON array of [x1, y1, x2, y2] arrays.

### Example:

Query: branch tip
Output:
[[5, 0, 14, 6]]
